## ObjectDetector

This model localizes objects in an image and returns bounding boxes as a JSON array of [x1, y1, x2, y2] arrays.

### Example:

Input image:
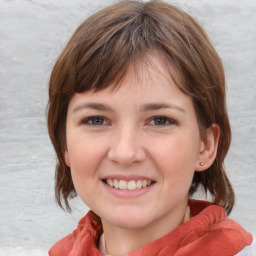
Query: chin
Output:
[[111, 218, 149, 230], [100, 209, 155, 230]]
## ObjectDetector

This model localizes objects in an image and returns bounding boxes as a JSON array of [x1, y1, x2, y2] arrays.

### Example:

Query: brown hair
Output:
[[47, 0, 234, 214]]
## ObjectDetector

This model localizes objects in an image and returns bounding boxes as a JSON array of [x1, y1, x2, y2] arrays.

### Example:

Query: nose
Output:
[[107, 126, 146, 166]]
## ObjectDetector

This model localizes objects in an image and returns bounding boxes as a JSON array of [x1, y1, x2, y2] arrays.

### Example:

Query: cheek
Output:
[[149, 134, 199, 182], [67, 139, 106, 202], [151, 135, 197, 164], [67, 134, 107, 178]]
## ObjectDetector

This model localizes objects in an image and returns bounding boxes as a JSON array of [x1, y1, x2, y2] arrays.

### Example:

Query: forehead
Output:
[[68, 53, 194, 115], [104, 52, 183, 94]]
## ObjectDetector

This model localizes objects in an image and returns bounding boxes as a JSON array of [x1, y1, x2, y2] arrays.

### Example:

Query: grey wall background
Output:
[[0, 0, 255, 255]]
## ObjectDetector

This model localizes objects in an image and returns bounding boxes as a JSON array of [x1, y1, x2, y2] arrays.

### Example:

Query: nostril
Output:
[[108, 146, 146, 166]]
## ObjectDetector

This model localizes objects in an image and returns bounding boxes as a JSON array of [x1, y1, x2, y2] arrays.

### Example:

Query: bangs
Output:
[[60, 0, 210, 97], [70, 8, 158, 93]]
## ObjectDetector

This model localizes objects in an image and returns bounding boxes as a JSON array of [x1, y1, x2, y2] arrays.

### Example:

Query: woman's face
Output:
[[65, 55, 204, 233]]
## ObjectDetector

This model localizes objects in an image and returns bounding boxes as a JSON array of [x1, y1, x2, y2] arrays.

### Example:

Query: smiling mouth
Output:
[[104, 179, 154, 190]]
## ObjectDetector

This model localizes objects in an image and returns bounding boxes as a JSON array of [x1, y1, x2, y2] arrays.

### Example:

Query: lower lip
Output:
[[102, 181, 155, 198]]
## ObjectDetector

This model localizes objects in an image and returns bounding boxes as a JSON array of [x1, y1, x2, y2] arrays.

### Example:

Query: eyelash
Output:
[[81, 116, 176, 126], [148, 116, 176, 126], [81, 116, 108, 126]]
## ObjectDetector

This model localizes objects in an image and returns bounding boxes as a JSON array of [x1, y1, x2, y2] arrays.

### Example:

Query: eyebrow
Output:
[[72, 103, 114, 113], [140, 103, 185, 113], [72, 102, 185, 113]]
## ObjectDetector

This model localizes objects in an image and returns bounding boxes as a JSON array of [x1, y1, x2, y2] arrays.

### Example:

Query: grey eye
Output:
[[84, 116, 106, 125]]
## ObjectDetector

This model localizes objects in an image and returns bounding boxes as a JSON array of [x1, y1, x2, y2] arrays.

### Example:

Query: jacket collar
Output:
[[64, 200, 252, 256]]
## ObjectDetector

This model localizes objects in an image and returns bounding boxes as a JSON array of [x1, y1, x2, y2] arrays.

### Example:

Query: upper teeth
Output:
[[106, 179, 152, 190]]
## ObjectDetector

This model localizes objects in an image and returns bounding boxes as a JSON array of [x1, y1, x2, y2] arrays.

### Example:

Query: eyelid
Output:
[[81, 116, 109, 126], [147, 116, 177, 126]]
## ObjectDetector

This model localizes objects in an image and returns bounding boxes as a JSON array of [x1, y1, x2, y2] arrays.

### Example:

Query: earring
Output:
[[200, 162, 204, 166]]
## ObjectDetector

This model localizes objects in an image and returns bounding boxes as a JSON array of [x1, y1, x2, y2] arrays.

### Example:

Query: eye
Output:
[[148, 116, 176, 126], [82, 116, 108, 125]]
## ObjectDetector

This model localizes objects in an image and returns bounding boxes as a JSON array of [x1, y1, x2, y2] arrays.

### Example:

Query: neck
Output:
[[101, 200, 190, 256]]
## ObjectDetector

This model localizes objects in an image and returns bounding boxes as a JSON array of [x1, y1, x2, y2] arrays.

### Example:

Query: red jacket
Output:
[[49, 200, 252, 256]]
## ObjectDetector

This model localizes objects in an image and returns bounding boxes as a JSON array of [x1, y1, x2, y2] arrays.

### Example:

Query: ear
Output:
[[64, 150, 71, 167], [195, 124, 220, 171]]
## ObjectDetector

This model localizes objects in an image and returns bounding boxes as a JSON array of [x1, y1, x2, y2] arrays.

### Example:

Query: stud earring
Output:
[[200, 162, 204, 166]]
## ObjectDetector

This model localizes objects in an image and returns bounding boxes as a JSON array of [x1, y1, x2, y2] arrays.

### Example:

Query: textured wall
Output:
[[0, 0, 255, 255]]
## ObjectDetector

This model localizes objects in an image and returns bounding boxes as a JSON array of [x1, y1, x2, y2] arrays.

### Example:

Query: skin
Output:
[[64, 54, 220, 255]]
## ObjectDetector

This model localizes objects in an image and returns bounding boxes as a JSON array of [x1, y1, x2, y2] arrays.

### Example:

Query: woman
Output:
[[47, 1, 253, 255]]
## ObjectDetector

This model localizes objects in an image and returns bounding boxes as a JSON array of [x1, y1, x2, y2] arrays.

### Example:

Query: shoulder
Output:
[[48, 234, 73, 256], [48, 211, 103, 256], [48, 214, 87, 256], [188, 200, 254, 255]]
